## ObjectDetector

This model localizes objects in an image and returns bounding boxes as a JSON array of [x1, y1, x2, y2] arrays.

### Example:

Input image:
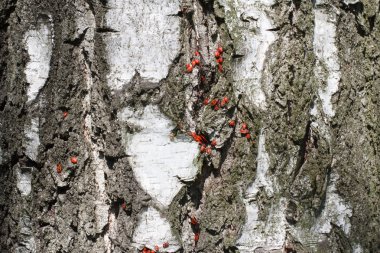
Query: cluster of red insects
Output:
[[190, 121, 253, 155], [56, 111, 78, 174], [229, 120, 253, 140], [184, 45, 254, 156], [185, 51, 201, 73], [204, 96, 229, 111], [189, 131, 214, 156], [239, 123, 252, 140], [185, 46, 224, 74], [56, 155, 78, 173], [214, 46, 224, 73], [140, 242, 169, 253]]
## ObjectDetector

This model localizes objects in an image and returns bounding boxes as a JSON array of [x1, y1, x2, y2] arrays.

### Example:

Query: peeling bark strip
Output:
[[313, 5, 340, 118], [224, 0, 277, 110], [0, 0, 380, 252], [24, 17, 53, 102]]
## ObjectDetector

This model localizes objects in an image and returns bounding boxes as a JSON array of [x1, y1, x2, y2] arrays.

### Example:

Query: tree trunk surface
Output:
[[0, 0, 379, 252]]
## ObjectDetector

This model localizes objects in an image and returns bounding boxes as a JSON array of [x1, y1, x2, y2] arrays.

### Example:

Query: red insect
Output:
[[121, 201, 127, 210], [210, 99, 219, 106], [214, 51, 221, 58], [70, 156, 78, 164], [200, 145, 206, 153], [192, 60, 197, 67], [63, 111, 68, 119], [220, 97, 229, 107], [246, 134, 251, 139], [218, 64, 223, 73], [190, 216, 198, 225], [186, 64, 193, 73], [240, 123, 250, 135], [194, 59, 200, 65], [189, 132, 207, 144], [194, 232, 200, 243], [203, 98, 209, 105], [206, 147, 212, 155], [229, 120, 235, 127], [240, 128, 250, 135], [162, 242, 169, 248], [201, 75, 206, 83], [141, 247, 155, 253], [217, 46, 223, 53], [216, 57, 223, 64], [56, 163, 62, 174], [154, 245, 159, 251], [211, 139, 217, 147], [195, 51, 200, 56], [214, 105, 220, 111]]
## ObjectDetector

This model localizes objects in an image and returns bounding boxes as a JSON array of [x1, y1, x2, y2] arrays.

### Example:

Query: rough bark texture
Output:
[[0, 0, 379, 252]]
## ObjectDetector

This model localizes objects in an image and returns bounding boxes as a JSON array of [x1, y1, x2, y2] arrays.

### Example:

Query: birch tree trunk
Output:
[[0, 0, 379, 252]]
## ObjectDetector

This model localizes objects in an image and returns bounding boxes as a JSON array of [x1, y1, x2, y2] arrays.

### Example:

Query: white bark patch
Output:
[[294, 103, 353, 249], [103, 0, 181, 90], [24, 20, 53, 102], [237, 198, 287, 252], [132, 207, 180, 252], [16, 167, 33, 196], [237, 131, 286, 252], [290, 172, 353, 250], [25, 117, 40, 161], [120, 105, 199, 207], [353, 244, 363, 253], [312, 173, 352, 235], [314, 9, 340, 117], [246, 130, 273, 198], [343, 0, 360, 4], [223, 0, 277, 110]]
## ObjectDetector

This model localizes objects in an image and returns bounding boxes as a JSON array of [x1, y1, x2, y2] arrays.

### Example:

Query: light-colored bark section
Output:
[[25, 117, 40, 161], [120, 105, 199, 207], [312, 173, 352, 234], [314, 8, 340, 117], [16, 167, 33, 196], [79, 3, 112, 250], [24, 19, 53, 102], [103, 0, 181, 90], [222, 0, 277, 110], [237, 131, 286, 252], [290, 172, 353, 250], [17, 215, 36, 253], [132, 207, 180, 252], [246, 130, 273, 198]]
